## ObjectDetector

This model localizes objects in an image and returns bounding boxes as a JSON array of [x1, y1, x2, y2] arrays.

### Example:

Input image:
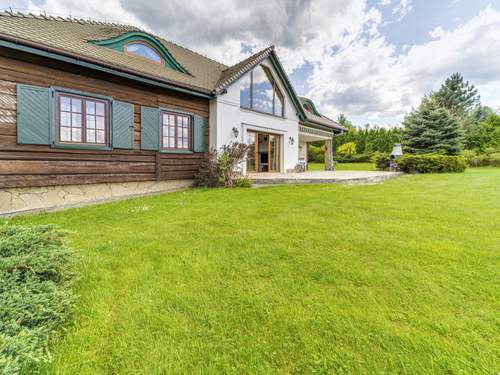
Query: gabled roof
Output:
[[299, 97, 345, 132], [0, 11, 226, 94], [0, 11, 344, 133], [213, 46, 274, 94], [214, 48, 344, 133], [214, 46, 308, 123]]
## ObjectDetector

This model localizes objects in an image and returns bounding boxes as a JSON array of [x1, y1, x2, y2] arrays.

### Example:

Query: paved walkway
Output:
[[249, 170, 402, 185]]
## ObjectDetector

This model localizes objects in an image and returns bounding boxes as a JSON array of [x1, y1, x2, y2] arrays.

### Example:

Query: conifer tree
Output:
[[402, 97, 462, 155], [433, 73, 480, 118]]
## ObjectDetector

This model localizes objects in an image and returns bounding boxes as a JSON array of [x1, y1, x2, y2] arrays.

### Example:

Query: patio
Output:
[[249, 170, 402, 185]]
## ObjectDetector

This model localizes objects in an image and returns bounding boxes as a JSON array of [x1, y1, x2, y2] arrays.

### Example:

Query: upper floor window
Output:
[[161, 111, 191, 150], [125, 42, 162, 64], [57, 93, 109, 145], [240, 65, 285, 117]]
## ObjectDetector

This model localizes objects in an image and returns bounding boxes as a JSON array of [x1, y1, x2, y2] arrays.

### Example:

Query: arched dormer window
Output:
[[91, 32, 188, 74], [125, 42, 162, 64]]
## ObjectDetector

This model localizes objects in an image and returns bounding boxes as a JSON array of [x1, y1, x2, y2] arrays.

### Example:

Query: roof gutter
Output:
[[0, 33, 212, 99]]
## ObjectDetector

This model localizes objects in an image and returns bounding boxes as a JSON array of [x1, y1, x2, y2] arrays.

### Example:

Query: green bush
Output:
[[335, 153, 372, 163], [462, 149, 500, 167], [233, 178, 252, 188], [194, 142, 250, 188], [336, 142, 357, 156], [397, 154, 467, 173], [0, 225, 76, 373], [374, 152, 390, 171], [307, 144, 325, 163]]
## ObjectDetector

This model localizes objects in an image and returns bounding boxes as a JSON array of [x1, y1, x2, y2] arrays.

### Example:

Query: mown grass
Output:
[[4, 168, 499, 374], [308, 162, 376, 171]]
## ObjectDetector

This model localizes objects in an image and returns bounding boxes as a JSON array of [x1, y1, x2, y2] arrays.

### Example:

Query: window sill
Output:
[[160, 149, 194, 154], [51, 143, 112, 151], [240, 106, 286, 119]]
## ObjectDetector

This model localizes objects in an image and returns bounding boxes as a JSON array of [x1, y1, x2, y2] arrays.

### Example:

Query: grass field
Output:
[[308, 162, 376, 171], [4, 168, 499, 373]]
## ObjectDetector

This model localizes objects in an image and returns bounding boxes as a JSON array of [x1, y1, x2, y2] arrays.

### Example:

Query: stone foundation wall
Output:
[[0, 180, 193, 215]]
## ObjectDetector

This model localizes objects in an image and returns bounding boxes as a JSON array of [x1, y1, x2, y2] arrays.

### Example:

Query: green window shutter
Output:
[[17, 84, 51, 145], [193, 115, 207, 153], [140, 106, 159, 150], [112, 100, 134, 149]]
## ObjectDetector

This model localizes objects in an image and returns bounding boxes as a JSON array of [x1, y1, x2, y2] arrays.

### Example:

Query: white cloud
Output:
[[392, 0, 412, 21], [429, 26, 445, 39], [307, 5, 500, 126], [11, 0, 500, 126]]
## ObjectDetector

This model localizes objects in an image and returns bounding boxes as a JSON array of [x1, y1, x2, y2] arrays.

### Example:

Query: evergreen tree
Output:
[[402, 97, 462, 155], [433, 73, 480, 118], [337, 114, 354, 129], [464, 113, 500, 151]]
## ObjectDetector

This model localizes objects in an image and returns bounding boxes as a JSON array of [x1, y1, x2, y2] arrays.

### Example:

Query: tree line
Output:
[[309, 73, 499, 164], [402, 73, 499, 155]]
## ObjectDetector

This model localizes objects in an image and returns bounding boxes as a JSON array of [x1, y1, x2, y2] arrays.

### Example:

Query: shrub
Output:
[[374, 152, 390, 171], [396, 154, 467, 173], [335, 153, 372, 163], [193, 149, 220, 188], [462, 149, 500, 167], [0, 225, 76, 373], [233, 178, 252, 188], [337, 142, 357, 156], [307, 144, 325, 162], [194, 142, 250, 188]]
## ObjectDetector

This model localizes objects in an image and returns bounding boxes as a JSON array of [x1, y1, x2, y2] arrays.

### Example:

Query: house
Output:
[[0, 11, 344, 214]]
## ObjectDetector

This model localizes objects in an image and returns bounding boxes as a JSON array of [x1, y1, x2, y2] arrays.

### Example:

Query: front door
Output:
[[247, 131, 280, 173]]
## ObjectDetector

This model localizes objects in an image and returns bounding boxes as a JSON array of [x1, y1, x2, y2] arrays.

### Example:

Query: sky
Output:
[[1, 0, 500, 127]]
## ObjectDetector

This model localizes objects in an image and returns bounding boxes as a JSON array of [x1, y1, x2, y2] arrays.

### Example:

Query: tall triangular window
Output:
[[240, 65, 284, 117]]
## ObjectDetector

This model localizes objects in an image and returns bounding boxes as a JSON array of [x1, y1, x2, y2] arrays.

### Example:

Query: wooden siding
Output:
[[0, 53, 209, 188]]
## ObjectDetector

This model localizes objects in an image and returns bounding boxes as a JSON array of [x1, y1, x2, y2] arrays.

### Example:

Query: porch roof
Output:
[[299, 124, 334, 141]]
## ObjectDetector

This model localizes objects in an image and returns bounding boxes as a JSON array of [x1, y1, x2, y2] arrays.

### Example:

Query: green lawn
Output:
[[308, 161, 376, 171], [5, 169, 499, 373]]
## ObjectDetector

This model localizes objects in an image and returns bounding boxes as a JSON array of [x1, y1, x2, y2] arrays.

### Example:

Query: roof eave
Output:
[[211, 48, 308, 123], [212, 46, 273, 95], [0, 32, 213, 99], [301, 120, 345, 134]]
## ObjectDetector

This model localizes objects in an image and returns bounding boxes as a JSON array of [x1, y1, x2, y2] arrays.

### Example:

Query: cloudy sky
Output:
[[2, 0, 500, 127]]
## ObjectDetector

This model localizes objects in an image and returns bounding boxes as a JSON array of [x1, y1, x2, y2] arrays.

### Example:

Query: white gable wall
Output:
[[210, 58, 300, 173]]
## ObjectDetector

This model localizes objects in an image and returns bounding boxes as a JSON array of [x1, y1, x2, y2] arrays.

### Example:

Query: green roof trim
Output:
[[91, 31, 188, 74], [267, 52, 307, 122], [301, 98, 321, 116]]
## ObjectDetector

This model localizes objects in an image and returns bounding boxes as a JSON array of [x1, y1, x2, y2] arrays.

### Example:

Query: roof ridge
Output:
[[221, 45, 274, 73], [0, 10, 140, 30], [213, 45, 274, 93]]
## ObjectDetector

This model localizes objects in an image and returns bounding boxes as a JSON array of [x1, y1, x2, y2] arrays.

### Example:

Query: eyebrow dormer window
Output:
[[125, 42, 162, 64]]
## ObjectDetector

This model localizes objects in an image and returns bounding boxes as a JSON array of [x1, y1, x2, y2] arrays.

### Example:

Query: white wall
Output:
[[210, 58, 300, 173], [299, 140, 308, 166]]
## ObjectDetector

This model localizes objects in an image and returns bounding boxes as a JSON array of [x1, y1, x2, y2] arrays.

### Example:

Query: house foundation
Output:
[[0, 179, 192, 215]]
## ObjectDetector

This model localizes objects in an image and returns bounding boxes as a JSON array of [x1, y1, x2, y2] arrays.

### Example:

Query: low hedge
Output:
[[335, 153, 372, 163], [0, 225, 76, 373], [462, 150, 500, 167], [396, 154, 467, 173]]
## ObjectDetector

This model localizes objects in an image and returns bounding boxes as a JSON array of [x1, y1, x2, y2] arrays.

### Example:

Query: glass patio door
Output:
[[247, 132, 256, 172], [246, 131, 280, 173]]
